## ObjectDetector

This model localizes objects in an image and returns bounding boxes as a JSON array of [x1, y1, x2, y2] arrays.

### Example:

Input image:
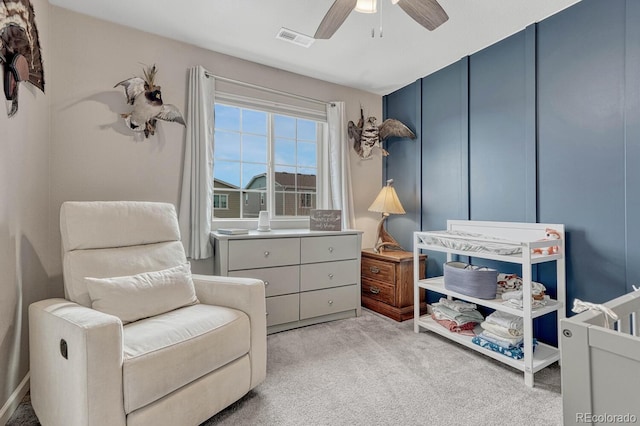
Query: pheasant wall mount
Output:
[[348, 108, 416, 160], [0, 0, 45, 117], [114, 64, 185, 138]]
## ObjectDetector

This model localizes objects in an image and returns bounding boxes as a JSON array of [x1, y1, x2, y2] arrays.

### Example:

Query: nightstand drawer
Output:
[[361, 277, 395, 306], [361, 257, 395, 283], [229, 265, 299, 297], [266, 294, 299, 327], [300, 235, 358, 263], [300, 259, 358, 291], [228, 238, 300, 270], [300, 284, 359, 319]]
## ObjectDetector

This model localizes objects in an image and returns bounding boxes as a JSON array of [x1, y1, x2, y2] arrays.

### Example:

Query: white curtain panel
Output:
[[178, 66, 214, 259], [324, 101, 355, 229]]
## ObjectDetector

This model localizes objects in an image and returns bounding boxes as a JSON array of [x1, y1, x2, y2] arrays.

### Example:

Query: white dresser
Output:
[[211, 229, 363, 334]]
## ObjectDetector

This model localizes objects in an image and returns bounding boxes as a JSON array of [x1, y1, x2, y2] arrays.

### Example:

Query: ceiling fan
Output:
[[314, 0, 449, 39]]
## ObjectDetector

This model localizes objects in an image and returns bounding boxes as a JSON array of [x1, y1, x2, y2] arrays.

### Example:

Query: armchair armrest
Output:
[[29, 299, 126, 426], [192, 275, 266, 389]]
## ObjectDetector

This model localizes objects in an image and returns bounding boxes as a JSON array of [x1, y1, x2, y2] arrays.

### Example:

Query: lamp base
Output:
[[373, 215, 404, 253]]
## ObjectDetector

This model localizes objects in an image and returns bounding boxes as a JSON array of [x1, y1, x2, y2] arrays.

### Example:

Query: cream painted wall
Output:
[[49, 6, 383, 277], [0, 0, 51, 420]]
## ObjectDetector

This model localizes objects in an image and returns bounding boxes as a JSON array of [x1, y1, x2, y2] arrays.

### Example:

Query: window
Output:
[[213, 194, 228, 209], [300, 193, 313, 208], [213, 102, 323, 220]]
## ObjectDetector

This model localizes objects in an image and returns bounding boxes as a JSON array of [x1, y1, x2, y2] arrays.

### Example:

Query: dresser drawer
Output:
[[300, 235, 358, 264], [299, 284, 359, 319], [266, 294, 299, 327], [361, 277, 395, 306], [228, 238, 300, 270], [361, 257, 395, 283], [300, 259, 358, 292], [229, 265, 299, 297]]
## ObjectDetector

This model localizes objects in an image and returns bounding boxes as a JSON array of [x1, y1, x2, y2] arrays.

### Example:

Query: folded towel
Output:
[[484, 310, 523, 330], [437, 297, 478, 313], [480, 320, 523, 337], [431, 313, 477, 336], [472, 336, 537, 360], [478, 330, 524, 348], [432, 303, 484, 325]]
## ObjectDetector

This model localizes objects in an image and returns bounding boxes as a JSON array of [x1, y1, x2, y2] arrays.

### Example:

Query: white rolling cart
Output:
[[413, 220, 566, 387]]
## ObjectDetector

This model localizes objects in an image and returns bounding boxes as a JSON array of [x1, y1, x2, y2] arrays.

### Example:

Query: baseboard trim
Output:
[[0, 372, 30, 425]]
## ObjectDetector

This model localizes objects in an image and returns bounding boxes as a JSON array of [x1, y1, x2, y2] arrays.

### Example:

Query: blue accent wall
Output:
[[383, 81, 422, 251], [537, 0, 627, 305], [419, 59, 469, 278], [383, 0, 640, 333], [469, 27, 536, 223]]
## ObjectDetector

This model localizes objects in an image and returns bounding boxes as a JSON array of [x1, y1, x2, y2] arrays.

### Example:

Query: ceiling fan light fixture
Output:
[[355, 0, 377, 14]]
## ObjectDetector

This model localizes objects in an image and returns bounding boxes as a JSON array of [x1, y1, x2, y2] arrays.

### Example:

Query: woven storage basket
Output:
[[443, 261, 498, 299]]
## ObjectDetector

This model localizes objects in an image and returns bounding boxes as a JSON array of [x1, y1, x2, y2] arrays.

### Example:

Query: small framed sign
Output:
[[310, 209, 342, 231]]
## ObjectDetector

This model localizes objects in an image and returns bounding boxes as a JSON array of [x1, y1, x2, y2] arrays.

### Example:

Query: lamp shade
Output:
[[368, 179, 406, 215]]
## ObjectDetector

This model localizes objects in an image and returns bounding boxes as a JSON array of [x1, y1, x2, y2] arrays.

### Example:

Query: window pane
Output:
[[274, 166, 297, 216], [213, 190, 238, 218], [275, 139, 296, 165], [242, 135, 267, 163], [243, 164, 267, 188], [215, 104, 240, 131], [298, 120, 317, 141], [242, 109, 267, 135], [297, 142, 316, 167], [214, 131, 241, 161], [274, 115, 296, 138], [214, 161, 241, 188], [242, 190, 266, 219], [297, 168, 317, 192]]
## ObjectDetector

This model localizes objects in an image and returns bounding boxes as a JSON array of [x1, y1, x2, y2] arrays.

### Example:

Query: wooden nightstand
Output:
[[360, 249, 427, 321]]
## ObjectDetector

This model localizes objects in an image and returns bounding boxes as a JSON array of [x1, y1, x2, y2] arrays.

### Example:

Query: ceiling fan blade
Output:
[[397, 0, 449, 31], [314, 0, 357, 39]]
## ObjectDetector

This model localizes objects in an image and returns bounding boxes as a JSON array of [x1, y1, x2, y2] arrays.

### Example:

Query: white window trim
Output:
[[212, 93, 327, 230]]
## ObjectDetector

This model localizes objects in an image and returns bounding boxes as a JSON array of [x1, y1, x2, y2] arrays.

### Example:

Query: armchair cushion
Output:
[[86, 263, 199, 324], [122, 304, 250, 413]]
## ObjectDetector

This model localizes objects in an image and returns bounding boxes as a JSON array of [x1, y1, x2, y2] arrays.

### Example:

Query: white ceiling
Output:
[[49, 0, 581, 96]]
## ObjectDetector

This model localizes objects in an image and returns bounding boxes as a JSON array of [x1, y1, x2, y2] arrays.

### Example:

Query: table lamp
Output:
[[368, 179, 406, 253]]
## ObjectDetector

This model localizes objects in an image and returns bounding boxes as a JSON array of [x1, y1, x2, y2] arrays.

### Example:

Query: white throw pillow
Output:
[[85, 263, 199, 324]]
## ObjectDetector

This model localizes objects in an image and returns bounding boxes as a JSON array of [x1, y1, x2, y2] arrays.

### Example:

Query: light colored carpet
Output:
[[204, 309, 561, 425], [8, 309, 562, 425]]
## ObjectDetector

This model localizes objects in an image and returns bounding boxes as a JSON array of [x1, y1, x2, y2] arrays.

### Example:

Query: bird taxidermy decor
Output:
[[368, 179, 406, 253], [114, 64, 185, 138], [348, 108, 416, 159], [0, 0, 45, 117]]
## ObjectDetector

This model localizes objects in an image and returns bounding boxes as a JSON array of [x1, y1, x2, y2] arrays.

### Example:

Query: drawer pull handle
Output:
[[264, 281, 269, 286], [370, 286, 381, 295], [328, 300, 333, 305], [264, 251, 270, 257], [369, 266, 380, 274], [328, 247, 334, 253], [328, 273, 334, 279]]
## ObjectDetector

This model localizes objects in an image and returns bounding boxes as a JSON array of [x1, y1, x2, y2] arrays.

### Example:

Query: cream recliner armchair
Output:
[[29, 201, 266, 426]]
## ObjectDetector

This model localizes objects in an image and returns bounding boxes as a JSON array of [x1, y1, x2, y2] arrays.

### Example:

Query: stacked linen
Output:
[[496, 273, 549, 309], [431, 298, 484, 336], [472, 311, 537, 359]]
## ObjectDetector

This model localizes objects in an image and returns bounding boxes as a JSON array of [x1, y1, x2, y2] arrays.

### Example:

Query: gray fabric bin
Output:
[[443, 261, 498, 299]]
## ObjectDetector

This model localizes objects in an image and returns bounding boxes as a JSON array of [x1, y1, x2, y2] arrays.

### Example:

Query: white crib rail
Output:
[[561, 290, 640, 425]]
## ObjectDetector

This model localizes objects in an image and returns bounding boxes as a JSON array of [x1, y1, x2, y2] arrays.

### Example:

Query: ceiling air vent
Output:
[[276, 28, 315, 48]]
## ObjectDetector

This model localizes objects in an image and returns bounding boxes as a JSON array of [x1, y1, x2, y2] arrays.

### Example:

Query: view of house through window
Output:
[[213, 103, 320, 219]]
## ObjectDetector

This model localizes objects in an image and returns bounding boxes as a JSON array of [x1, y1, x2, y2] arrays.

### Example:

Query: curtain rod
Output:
[[204, 71, 335, 107]]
